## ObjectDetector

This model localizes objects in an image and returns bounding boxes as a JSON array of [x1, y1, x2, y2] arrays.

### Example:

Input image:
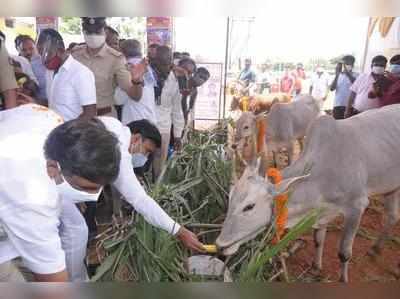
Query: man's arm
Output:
[[344, 91, 356, 118], [76, 67, 97, 119], [3, 89, 17, 109], [34, 271, 68, 282], [79, 104, 97, 120], [112, 150, 205, 252], [2, 206, 67, 282], [116, 58, 146, 102], [0, 44, 18, 109]]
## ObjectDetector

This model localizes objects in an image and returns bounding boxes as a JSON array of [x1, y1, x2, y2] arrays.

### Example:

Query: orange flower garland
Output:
[[256, 118, 266, 154], [240, 96, 250, 112], [267, 168, 289, 244]]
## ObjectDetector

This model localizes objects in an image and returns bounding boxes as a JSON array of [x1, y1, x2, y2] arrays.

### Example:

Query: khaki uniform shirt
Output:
[[72, 44, 132, 117], [0, 39, 18, 93]]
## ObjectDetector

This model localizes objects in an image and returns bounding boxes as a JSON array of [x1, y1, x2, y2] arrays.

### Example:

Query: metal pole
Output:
[[222, 17, 230, 120], [361, 17, 372, 73]]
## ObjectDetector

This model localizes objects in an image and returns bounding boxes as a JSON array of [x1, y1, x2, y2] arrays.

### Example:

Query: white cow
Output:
[[234, 95, 322, 167], [217, 104, 400, 282]]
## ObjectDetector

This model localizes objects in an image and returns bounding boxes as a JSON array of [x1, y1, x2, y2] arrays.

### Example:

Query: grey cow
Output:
[[217, 104, 400, 282], [234, 95, 322, 167]]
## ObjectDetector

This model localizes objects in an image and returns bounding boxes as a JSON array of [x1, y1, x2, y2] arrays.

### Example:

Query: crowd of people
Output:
[[234, 54, 400, 119], [0, 17, 211, 282]]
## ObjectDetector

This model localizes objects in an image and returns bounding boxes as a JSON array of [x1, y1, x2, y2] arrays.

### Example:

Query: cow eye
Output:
[[243, 203, 255, 212]]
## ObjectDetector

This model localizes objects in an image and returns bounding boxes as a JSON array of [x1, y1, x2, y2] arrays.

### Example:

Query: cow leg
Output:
[[272, 151, 278, 168], [370, 190, 400, 256], [338, 204, 366, 282], [298, 138, 304, 152], [312, 226, 328, 273], [287, 142, 294, 166]]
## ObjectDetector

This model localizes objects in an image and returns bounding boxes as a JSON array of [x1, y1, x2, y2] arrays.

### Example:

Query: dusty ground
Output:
[[274, 142, 400, 282]]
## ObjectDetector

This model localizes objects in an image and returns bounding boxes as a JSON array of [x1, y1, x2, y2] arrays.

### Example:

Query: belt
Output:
[[97, 106, 112, 116]]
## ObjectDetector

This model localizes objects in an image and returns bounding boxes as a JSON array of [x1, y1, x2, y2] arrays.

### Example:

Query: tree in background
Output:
[[59, 17, 81, 35], [59, 17, 146, 45]]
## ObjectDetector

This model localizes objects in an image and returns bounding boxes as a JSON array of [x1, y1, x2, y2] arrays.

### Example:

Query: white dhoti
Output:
[[59, 199, 89, 282]]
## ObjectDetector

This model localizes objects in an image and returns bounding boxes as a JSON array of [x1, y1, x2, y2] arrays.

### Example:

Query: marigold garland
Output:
[[256, 118, 266, 154], [240, 96, 250, 112], [267, 168, 288, 244]]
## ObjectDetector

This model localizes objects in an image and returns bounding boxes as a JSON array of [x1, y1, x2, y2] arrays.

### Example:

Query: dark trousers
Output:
[[333, 106, 346, 119]]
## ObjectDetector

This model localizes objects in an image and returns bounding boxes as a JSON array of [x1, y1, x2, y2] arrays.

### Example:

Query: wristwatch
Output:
[[132, 79, 144, 86]]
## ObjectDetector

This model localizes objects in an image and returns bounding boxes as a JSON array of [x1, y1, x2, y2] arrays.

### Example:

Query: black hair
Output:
[[196, 67, 210, 79], [44, 118, 121, 185], [342, 55, 355, 65], [15, 72, 39, 98], [390, 54, 400, 65], [37, 28, 65, 50], [371, 55, 388, 65], [148, 43, 159, 49], [120, 39, 141, 58], [126, 119, 162, 148], [173, 51, 181, 59], [15, 34, 35, 50], [179, 58, 197, 71], [105, 26, 119, 36], [67, 42, 78, 51]]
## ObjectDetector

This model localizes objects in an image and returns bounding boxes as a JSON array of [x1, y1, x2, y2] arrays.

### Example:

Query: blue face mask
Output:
[[389, 64, 400, 75], [131, 153, 148, 168]]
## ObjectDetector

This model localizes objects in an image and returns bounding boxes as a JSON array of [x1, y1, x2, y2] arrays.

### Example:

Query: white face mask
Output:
[[372, 66, 385, 75], [84, 33, 106, 49], [55, 172, 102, 203], [344, 64, 353, 72], [389, 64, 400, 75], [131, 153, 148, 168]]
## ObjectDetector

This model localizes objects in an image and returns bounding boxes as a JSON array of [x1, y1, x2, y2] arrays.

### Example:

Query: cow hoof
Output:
[[367, 246, 381, 258], [310, 263, 322, 277]]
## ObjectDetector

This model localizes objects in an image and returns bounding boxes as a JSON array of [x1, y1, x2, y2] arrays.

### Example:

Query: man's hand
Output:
[[176, 226, 206, 253], [174, 137, 182, 152], [16, 92, 35, 106], [336, 63, 342, 75], [130, 58, 148, 82]]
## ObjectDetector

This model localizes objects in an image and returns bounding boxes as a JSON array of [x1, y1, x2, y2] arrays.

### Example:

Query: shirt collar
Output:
[[83, 43, 108, 58], [60, 55, 74, 71]]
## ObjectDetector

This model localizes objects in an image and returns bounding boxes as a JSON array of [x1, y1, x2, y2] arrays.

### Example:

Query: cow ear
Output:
[[274, 174, 310, 195]]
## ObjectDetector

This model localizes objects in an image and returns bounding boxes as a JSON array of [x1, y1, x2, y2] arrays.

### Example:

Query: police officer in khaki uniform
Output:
[[0, 31, 17, 110], [72, 17, 147, 118]]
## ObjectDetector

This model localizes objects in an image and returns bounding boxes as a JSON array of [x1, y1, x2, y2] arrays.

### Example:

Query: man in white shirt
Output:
[[37, 29, 97, 121], [0, 104, 204, 282], [309, 66, 331, 108], [114, 39, 157, 125], [152, 46, 186, 177]]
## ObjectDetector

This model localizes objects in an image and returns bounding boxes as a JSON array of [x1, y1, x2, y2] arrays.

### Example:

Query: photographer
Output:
[[330, 55, 358, 119]]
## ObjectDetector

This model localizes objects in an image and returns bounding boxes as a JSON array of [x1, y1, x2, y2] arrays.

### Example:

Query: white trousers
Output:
[[59, 199, 89, 282]]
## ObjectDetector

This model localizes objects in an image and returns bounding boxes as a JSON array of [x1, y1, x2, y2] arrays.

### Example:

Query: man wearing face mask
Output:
[[127, 119, 161, 174], [379, 55, 400, 107], [0, 104, 205, 282], [72, 17, 146, 119], [330, 55, 358, 119], [37, 29, 97, 121], [345, 55, 388, 118], [114, 39, 157, 125]]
